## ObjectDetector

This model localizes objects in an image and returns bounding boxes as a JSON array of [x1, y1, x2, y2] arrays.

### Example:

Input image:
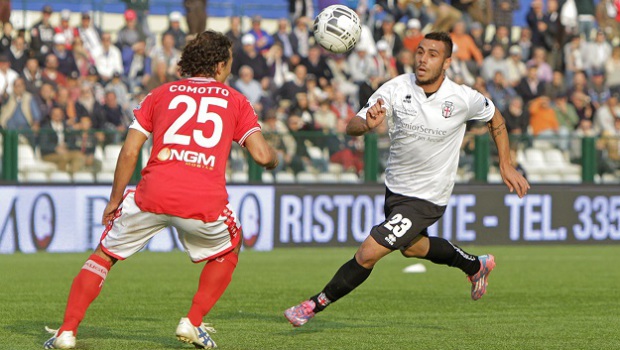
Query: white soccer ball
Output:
[[313, 5, 362, 54]]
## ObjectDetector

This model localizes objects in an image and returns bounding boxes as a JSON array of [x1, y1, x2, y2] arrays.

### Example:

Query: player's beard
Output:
[[415, 65, 444, 86]]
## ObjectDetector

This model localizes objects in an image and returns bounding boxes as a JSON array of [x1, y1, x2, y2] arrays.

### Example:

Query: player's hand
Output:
[[499, 164, 530, 198], [101, 201, 121, 225], [366, 98, 387, 130]]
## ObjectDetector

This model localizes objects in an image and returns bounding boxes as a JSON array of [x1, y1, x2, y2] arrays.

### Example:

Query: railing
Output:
[[1, 128, 616, 185]]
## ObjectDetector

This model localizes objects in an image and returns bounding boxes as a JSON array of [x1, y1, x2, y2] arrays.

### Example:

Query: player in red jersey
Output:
[[44, 30, 278, 349]]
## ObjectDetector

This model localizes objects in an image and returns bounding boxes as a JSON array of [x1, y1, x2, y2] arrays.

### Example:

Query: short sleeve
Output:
[[356, 79, 396, 120], [467, 88, 495, 122], [133, 92, 156, 133], [233, 96, 261, 147]]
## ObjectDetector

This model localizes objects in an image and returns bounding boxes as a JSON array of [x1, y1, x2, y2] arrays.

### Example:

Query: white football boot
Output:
[[43, 327, 76, 349], [175, 317, 217, 349]]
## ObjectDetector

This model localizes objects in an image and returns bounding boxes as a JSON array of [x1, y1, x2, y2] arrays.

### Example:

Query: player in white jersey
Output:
[[284, 32, 530, 327]]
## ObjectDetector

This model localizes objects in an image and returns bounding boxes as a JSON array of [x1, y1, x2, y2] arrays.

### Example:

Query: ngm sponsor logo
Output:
[[157, 147, 216, 169]]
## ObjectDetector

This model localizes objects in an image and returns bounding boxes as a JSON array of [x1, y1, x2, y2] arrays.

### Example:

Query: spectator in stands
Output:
[[395, 48, 414, 75], [286, 113, 319, 174], [326, 53, 358, 99], [584, 30, 612, 76], [233, 34, 269, 81], [37, 82, 55, 122], [76, 12, 103, 58], [504, 45, 527, 87], [67, 115, 102, 171], [468, 21, 490, 57], [124, 40, 151, 92], [598, 117, 620, 173], [144, 58, 175, 93], [101, 90, 128, 144], [545, 70, 568, 99], [493, 0, 519, 29], [481, 44, 509, 82], [563, 34, 587, 86], [183, 0, 207, 35], [266, 43, 292, 88], [450, 21, 483, 75], [552, 93, 580, 134], [248, 15, 275, 54], [487, 71, 516, 113], [8, 36, 27, 73], [94, 32, 124, 84], [0, 0, 10, 25], [225, 16, 243, 54], [374, 14, 403, 57], [331, 90, 356, 123], [71, 36, 94, 77], [0, 77, 41, 136], [121, 0, 151, 34], [55, 87, 78, 126], [278, 62, 308, 103], [570, 91, 595, 125], [430, 1, 463, 33], [447, 44, 475, 87], [571, 118, 598, 160], [314, 98, 337, 132], [55, 10, 76, 50], [272, 18, 295, 60], [42, 54, 67, 88], [545, 0, 564, 70], [289, 0, 314, 24], [490, 26, 512, 55], [516, 63, 545, 106], [256, 77, 277, 118], [605, 46, 620, 93], [567, 70, 588, 96], [304, 74, 325, 110], [52, 34, 78, 78], [327, 117, 364, 174], [0, 21, 12, 54], [529, 96, 562, 148], [30, 5, 55, 63], [594, 92, 620, 133], [527, 0, 553, 51], [301, 45, 333, 87], [596, 0, 620, 42], [290, 16, 312, 58], [234, 65, 262, 105], [504, 95, 530, 135], [0, 53, 18, 95], [164, 12, 187, 50], [105, 72, 130, 114], [527, 47, 553, 83], [116, 9, 149, 58], [348, 44, 378, 107], [402, 19, 423, 53], [588, 70, 611, 110], [374, 40, 398, 82], [150, 32, 181, 77], [39, 106, 85, 173], [260, 108, 295, 173], [22, 57, 45, 94], [289, 92, 316, 127], [75, 84, 104, 129], [84, 66, 105, 103], [516, 26, 533, 61], [576, 0, 597, 41]]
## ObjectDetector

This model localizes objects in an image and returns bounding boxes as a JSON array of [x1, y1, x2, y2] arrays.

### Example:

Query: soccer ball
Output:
[[313, 5, 362, 54]]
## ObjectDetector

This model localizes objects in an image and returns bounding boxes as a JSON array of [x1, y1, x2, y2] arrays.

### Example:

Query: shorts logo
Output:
[[441, 101, 454, 118]]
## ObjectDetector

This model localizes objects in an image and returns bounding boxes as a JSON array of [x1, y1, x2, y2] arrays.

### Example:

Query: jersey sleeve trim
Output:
[[129, 118, 151, 137], [238, 126, 261, 147]]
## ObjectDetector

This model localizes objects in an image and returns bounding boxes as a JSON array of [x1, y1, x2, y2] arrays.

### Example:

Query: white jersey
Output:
[[358, 74, 495, 206]]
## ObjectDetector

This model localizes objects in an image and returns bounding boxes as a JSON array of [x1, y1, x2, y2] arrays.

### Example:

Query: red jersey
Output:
[[131, 77, 261, 221]]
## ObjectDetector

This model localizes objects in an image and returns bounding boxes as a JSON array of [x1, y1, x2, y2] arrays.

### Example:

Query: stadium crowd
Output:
[[1, 0, 620, 180]]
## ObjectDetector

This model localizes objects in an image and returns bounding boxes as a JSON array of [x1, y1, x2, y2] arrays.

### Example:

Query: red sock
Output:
[[59, 254, 112, 334], [187, 251, 239, 327]]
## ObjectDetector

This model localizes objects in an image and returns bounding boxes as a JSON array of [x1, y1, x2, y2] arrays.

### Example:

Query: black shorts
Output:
[[370, 188, 446, 250]]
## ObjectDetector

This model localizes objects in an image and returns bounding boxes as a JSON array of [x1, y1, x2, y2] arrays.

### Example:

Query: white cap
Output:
[[169, 11, 182, 22], [509, 45, 522, 55], [60, 9, 71, 21], [407, 18, 421, 30], [376, 40, 389, 51], [53, 33, 66, 45], [241, 33, 256, 46]]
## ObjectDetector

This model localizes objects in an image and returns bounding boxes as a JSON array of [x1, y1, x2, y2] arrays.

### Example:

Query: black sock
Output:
[[310, 257, 372, 313], [423, 236, 480, 275]]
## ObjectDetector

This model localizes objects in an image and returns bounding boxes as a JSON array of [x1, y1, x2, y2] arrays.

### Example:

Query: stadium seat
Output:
[[296, 171, 318, 183], [17, 144, 57, 172], [49, 171, 72, 183], [317, 172, 338, 183], [230, 171, 249, 183], [275, 172, 295, 183], [73, 171, 96, 183], [488, 172, 503, 184], [261, 172, 274, 183], [601, 174, 620, 184], [96, 172, 115, 183], [24, 171, 48, 182], [562, 174, 582, 184], [327, 162, 343, 174], [527, 173, 543, 184], [102, 144, 123, 172], [523, 148, 546, 175], [340, 172, 359, 183], [542, 173, 563, 184]]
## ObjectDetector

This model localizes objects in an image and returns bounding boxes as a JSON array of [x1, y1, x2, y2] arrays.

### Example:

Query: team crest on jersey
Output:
[[441, 101, 454, 118]]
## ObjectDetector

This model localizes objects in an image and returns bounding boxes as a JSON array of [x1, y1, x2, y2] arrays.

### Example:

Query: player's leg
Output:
[[284, 235, 391, 327], [172, 205, 242, 349], [45, 191, 168, 349], [401, 235, 495, 300]]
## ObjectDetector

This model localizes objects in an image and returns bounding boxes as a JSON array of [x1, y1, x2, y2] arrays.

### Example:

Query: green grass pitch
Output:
[[1, 246, 619, 350]]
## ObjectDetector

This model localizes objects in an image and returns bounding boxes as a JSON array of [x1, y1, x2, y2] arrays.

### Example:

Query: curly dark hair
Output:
[[178, 30, 232, 77], [424, 32, 453, 59]]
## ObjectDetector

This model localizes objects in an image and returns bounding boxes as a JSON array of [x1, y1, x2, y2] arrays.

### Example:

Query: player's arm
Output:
[[347, 98, 387, 136], [244, 132, 279, 170], [487, 107, 530, 198], [102, 129, 148, 225]]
